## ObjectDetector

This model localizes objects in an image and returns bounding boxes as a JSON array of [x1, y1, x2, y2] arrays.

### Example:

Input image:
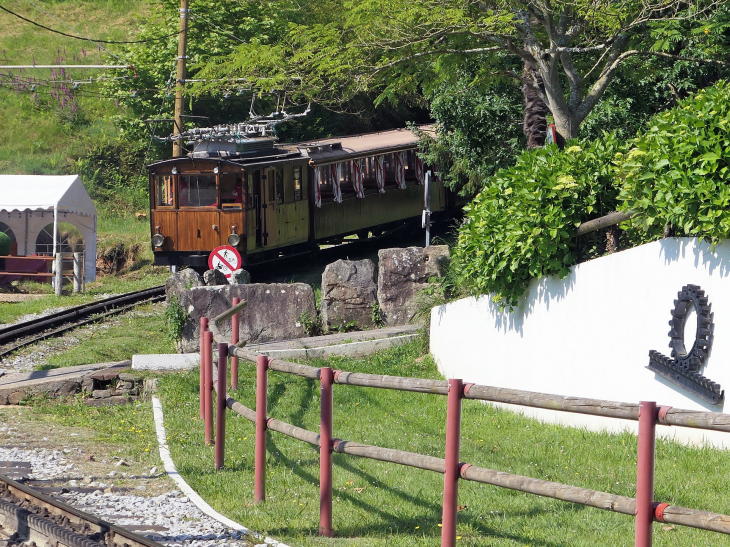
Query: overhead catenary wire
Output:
[[19, 0, 128, 63], [0, 4, 191, 44]]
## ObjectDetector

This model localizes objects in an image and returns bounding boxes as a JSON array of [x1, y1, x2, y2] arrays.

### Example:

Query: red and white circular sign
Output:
[[208, 245, 242, 278]]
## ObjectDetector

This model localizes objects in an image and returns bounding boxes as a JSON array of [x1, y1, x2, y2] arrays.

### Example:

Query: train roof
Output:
[[146, 125, 436, 170], [289, 125, 435, 165]]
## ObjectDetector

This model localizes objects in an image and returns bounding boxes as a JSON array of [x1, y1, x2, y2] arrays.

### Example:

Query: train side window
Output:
[[155, 175, 174, 207], [246, 172, 254, 208], [405, 149, 417, 181], [275, 168, 284, 204], [293, 166, 302, 201], [180, 174, 216, 207], [220, 173, 243, 208]]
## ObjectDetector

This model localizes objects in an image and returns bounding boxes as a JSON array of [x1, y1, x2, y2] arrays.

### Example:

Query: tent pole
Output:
[[24, 211, 28, 255], [52, 205, 58, 258]]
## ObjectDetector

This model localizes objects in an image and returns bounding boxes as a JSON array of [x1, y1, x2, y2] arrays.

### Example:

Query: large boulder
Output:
[[377, 245, 450, 326], [203, 269, 228, 286], [321, 259, 377, 329], [229, 269, 251, 285], [178, 283, 316, 352], [165, 268, 203, 301]]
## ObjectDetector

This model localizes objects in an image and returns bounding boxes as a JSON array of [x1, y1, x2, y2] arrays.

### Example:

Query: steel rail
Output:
[[0, 474, 165, 547], [0, 286, 165, 358]]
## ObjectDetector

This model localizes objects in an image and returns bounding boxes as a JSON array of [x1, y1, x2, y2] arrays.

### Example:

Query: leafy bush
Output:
[[165, 295, 189, 342], [452, 81, 730, 310], [452, 137, 625, 310], [618, 81, 730, 245]]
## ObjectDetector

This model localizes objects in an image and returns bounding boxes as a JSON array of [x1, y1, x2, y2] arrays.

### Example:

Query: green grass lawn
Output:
[[34, 301, 175, 369], [157, 341, 730, 546], [0, 0, 146, 175]]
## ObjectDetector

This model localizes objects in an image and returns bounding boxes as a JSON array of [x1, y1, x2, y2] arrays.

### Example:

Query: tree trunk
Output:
[[552, 110, 579, 143], [522, 60, 548, 149]]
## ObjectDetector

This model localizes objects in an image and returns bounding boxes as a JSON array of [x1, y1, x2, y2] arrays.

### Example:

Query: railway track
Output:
[[0, 473, 164, 547], [0, 287, 166, 360]]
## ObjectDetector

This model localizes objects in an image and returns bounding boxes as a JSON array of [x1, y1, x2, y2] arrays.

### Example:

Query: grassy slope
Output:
[[0, 0, 146, 174], [158, 342, 730, 546]]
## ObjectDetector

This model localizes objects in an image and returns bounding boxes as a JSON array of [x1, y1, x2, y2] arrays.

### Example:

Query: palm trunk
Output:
[[522, 60, 549, 149]]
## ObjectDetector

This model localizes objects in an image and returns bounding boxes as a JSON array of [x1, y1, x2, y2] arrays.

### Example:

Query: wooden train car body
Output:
[[147, 127, 448, 268]]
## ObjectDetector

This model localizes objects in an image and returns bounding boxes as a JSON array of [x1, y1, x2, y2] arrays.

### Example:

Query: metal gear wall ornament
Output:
[[647, 284, 723, 405]]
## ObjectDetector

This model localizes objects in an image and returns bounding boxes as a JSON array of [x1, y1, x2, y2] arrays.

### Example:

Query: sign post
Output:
[[422, 171, 432, 248], [208, 245, 242, 279]]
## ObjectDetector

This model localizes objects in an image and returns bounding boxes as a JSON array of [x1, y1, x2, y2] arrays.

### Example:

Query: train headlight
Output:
[[152, 233, 165, 248], [227, 233, 241, 246]]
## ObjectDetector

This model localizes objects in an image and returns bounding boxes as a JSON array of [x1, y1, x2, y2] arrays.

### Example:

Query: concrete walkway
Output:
[[0, 361, 130, 404], [245, 324, 421, 360]]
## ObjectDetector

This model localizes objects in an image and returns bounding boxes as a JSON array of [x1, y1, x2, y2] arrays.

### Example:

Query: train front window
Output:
[[220, 174, 243, 208], [155, 175, 174, 207], [180, 175, 217, 207]]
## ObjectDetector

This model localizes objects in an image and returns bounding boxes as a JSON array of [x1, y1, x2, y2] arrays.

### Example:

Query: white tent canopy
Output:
[[0, 175, 97, 281]]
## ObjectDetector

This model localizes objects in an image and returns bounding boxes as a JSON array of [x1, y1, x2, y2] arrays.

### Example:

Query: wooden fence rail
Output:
[[199, 304, 730, 546], [215, 363, 730, 536]]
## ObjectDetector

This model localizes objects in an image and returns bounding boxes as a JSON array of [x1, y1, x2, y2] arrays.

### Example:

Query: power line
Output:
[[188, 12, 245, 44], [0, 4, 190, 44], [19, 0, 127, 62]]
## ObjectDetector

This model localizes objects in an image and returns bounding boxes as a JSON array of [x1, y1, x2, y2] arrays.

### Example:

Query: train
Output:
[[146, 124, 455, 270]]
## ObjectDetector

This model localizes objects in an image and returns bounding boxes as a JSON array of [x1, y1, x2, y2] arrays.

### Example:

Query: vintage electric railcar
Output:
[[147, 126, 451, 269]]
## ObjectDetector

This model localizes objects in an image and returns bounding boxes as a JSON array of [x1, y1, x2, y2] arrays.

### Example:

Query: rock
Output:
[[165, 268, 203, 301], [321, 259, 377, 329], [203, 269, 228, 286], [149, 466, 158, 475], [118, 373, 139, 382], [177, 283, 316, 353], [92, 389, 112, 399], [116, 459, 130, 467], [377, 245, 450, 326], [228, 269, 251, 285]]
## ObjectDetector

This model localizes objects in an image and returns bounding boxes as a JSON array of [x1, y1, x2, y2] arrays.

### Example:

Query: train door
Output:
[[176, 173, 220, 251], [261, 168, 279, 247]]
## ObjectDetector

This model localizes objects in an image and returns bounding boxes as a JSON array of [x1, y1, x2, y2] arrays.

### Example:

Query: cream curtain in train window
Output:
[[395, 151, 407, 190], [352, 159, 365, 198], [314, 166, 323, 208], [330, 163, 343, 203], [375, 155, 386, 194]]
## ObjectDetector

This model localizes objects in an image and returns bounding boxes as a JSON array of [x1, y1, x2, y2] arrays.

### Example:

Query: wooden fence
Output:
[[0, 252, 84, 294], [198, 300, 730, 546]]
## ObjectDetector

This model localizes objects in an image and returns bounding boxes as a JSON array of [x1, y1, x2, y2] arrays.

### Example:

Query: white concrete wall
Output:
[[431, 238, 730, 447]]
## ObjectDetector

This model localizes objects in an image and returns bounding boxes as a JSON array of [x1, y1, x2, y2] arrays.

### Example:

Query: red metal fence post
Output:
[[230, 298, 240, 390], [441, 378, 463, 547], [319, 367, 334, 537], [215, 343, 228, 470], [204, 331, 214, 446], [635, 401, 657, 547], [199, 317, 208, 419], [255, 355, 269, 503]]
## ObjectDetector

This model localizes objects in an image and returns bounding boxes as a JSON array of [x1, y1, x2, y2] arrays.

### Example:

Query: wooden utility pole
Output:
[[173, 0, 189, 157]]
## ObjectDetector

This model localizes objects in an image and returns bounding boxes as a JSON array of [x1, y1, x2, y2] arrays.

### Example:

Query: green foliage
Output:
[[165, 295, 189, 342], [0, 232, 10, 256], [452, 80, 730, 310], [370, 300, 384, 328], [452, 138, 624, 310], [618, 81, 730, 245], [416, 75, 525, 197], [299, 310, 323, 337]]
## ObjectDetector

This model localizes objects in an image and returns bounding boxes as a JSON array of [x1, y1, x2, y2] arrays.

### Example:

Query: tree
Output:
[[197, 0, 727, 142]]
